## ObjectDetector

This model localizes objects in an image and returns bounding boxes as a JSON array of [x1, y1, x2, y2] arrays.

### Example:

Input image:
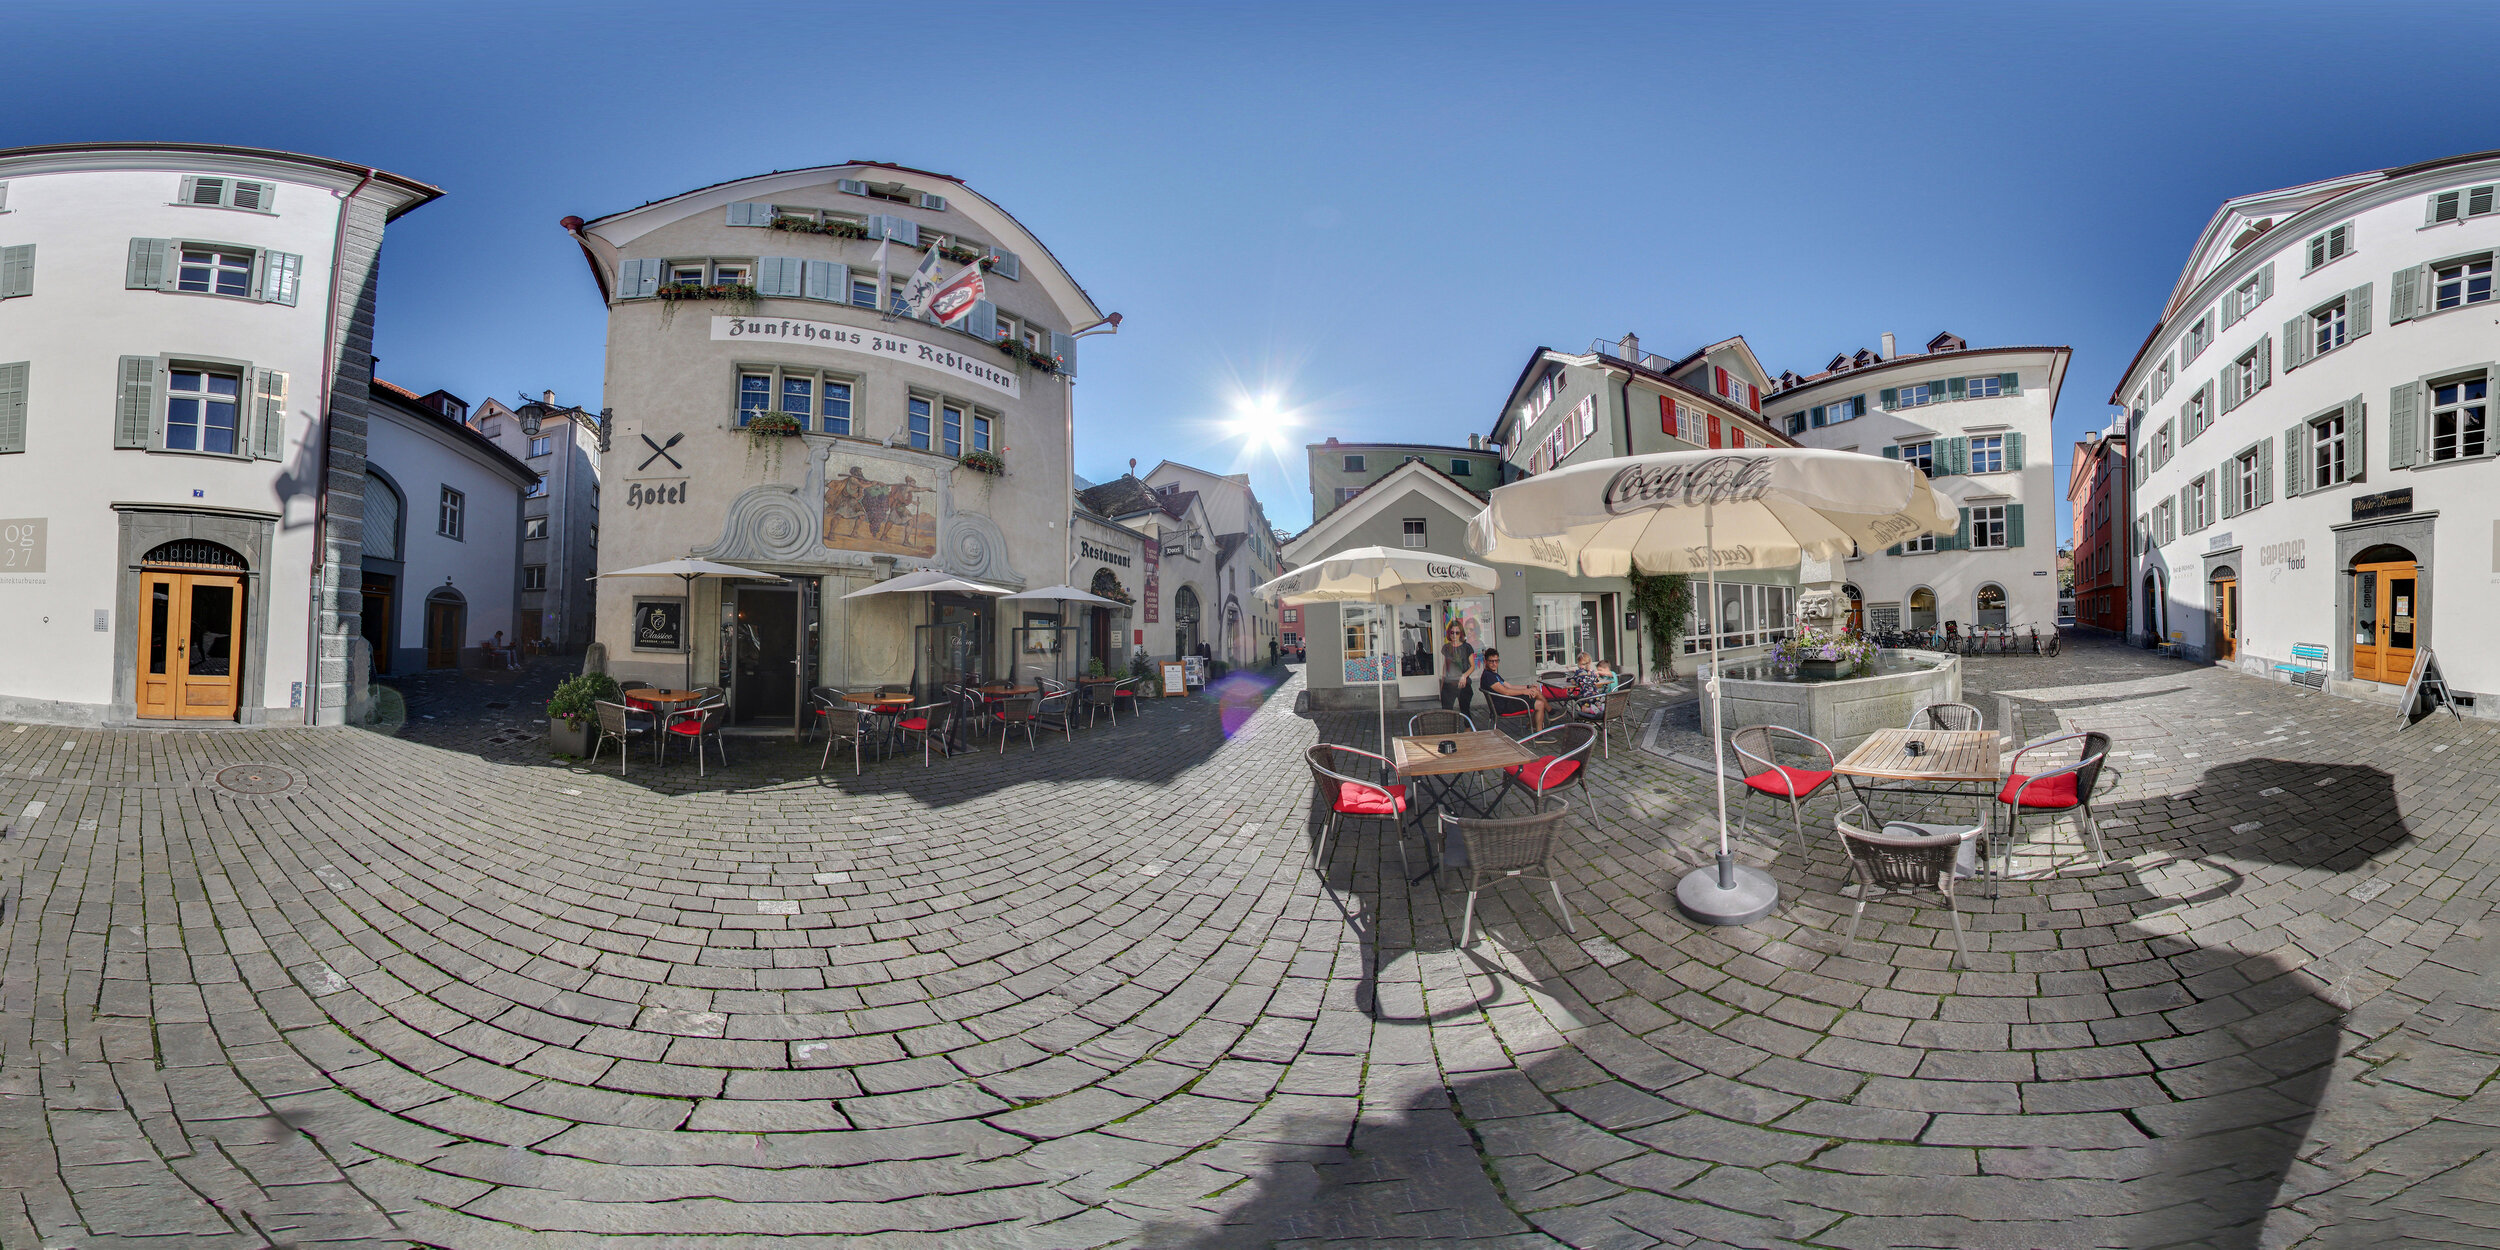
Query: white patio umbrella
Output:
[[841, 571, 1011, 693], [1469, 448, 1957, 927], [594, 558, 789, 690], [1254, 546, 1502, 754], [1001, 584, 1126, 680]]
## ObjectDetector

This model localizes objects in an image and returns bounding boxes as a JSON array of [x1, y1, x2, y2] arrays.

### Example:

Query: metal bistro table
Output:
[[1393, 730, 1536, 883], [843, 691, 915, 758], [624, 688, 706, 764], [1833, 727, 2004, 888]]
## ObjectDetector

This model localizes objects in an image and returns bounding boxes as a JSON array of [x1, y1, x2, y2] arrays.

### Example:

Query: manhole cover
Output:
[[215, 765, 297, 796]]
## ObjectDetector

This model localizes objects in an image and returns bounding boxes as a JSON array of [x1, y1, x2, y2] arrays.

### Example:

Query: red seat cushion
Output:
[[1743, 766, 1832, 798], [1505, 757, 1582, 789], [897, 717, 931, 731], [2000, 772, 2082, 808], [1541, 685, 1573, 701], [667, 720, 705, 736], [1335, 783, 1407, 816]]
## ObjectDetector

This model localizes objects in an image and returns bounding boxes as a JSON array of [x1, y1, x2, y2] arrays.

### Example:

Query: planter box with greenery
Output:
[[546, 671, 622, 756], [771, 215, 868, 239], [957, 449, 1005, 476], [743, 411, 804, 438], [997, 340, 1061, 374], [656, 282, 758, 303]]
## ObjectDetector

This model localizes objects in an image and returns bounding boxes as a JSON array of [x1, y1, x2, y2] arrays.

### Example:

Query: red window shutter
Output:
[[1660, 394, 1674, 433], [1707, 414, 1722, 447], [1731, 428, 1745, 449], [1714, 366, 1730, 397], [1747, 382, 1760, 413]]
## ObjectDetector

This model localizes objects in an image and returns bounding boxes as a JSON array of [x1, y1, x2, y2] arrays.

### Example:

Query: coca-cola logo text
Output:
[[1604, 457, 1774, 514]]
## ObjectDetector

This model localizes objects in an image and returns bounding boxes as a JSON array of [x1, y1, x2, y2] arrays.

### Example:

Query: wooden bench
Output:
[[2275, 643, 2327, 689]]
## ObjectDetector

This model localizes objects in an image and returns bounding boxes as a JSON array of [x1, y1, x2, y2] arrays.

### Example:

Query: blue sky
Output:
[[10, 1, 2497, 543]]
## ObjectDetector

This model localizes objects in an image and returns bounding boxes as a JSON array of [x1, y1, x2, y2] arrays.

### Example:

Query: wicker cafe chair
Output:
[[1580, 689, 1630, 759], [1996, 731, 2113, 878], [1440, 802, 1578, 947], [1730, 725, 1838, 856], [1407, 710, 1474, 738], [895, 700, 954, 768], [1113, 677, 1145, 717], [816, 703, 872, 776], [1498, 722, 1596, 813], [805, 686, 845, 745], [1909, 702, 1986, 732], [588, 700, 651, 776], [1484, 688, 1538, 738], [1304, 744, 1415, 880], [1034, 681, 1078, 743], [664, 700, 731, 777], [995, 694, 1043, 753], [1834, 803, 1979, 969]]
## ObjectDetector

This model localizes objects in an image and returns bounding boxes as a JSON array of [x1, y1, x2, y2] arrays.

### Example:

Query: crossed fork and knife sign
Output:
[[638, 432, 684, 471]]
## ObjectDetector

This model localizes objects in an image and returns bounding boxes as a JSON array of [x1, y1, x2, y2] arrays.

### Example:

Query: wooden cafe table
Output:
[[622, 688, 705, 763], [1833, 726, 2004, 884], [1392, 729, 1537, 883]]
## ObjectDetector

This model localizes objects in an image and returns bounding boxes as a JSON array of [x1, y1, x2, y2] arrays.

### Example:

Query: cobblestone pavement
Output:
[[1, 641, 2497, 1247]]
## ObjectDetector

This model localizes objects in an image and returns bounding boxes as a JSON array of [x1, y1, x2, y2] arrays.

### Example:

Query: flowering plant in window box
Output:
[[771, 215, 867, 239], [1769, 628, 1874, 676], [742, 411, 804, 438], [997, 340, 1060, 374], [656, 282, 757, 303], [957, 449, 1006, 476], [938, 243, 985, 266]]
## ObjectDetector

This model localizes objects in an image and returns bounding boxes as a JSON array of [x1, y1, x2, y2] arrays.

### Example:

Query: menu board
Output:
[[634, 597, 686, 651], [1184, 655, 1207, 687], [1160, 661, 1188, 697]]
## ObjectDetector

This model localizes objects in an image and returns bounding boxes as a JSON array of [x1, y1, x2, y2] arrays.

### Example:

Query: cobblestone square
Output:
[[3, 637, 2497, 1247]]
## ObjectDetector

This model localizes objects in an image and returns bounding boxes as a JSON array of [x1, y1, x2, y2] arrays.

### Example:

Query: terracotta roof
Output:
[[1077, 475, 1194, 521], [368, 380, 537, 485]]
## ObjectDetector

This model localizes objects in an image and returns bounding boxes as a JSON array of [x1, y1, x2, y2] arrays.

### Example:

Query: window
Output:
[[941, 402, 964, 456], [2181, 385, 2210, 445], [1903, 532, 1936, 554], [1335, 487, 1361, 506], [1450, 459, 1471, 476], [1900, 441, 1934, 474], [589, 525, 597, 547], [1969, 504, 2007, 549], [2312, 298, 2348, 356], [524, 516, 548, 540], [2157, 421, 2173, 467], [2430, 185, 2497, 223], [850, 278, 878, 308], [1402, 518, 1426, 548], [174, 246, 254, 298], [2235, 272, 2266, 319], [907, 396, 932, 450], [1897, 382, 1933, 407], [524, 479, 547, 499], [971, 411, 992, 452], [2187, 477, 2208, 532], [711, 262, 748, 286], [1967, 374, 2004, 399], [782, 374, 814, 428], [1533, 595, 1575, 666], [591, 484, 599, 508], [736, 366, 853, 433], [177, 176, 275, 212], [2313, 409, 2347, 487], [528, 435, 551, 457], [2434, 255, 2494, 311], [2431, 375, 2489, 462], [667, 260, 749, 289], [2184, 313, 2213, 363], [522, 565, 546, 591], [2233, 448, 2259, 512], [164, 369, 241, 454], [438, 487, 464, 540], [2306, 222, 2352, 271], [992, 313, 1017, 344], [1343, 454, 1365, 472], [2148, 362, 2171, 402], [1968, 435, 2004, 474]]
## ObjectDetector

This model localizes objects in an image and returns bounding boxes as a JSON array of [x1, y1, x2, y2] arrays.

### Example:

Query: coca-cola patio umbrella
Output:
[[1468, 448, 1957, 927], [1255, 547, 1502, 755]]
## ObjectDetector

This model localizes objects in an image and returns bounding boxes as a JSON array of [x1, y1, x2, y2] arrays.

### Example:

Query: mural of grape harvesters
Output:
[[822, 464, 938, 558]]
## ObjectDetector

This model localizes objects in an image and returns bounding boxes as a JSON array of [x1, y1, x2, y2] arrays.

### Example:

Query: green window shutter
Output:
[[2220, 461, 2238, 518], [1879, 387, 1897, 410], [802, 259, 847, 302], [2282, 315, 2308, 369], [2257, 438, 2274, 507], [2283, 422, 2306, 496], [126, 237, 171, 290], [727, 201, 772, 226], [2389, 382, 2418, 468], [2221, 285, 2242, 329], [2006, 430, 2024, 469], [1954, 507, 1971, 550], [2007, 503, 2024, 548], [2347, 395, 2366, 480], [2255, 336, 2273, 391], [1880, 445, 1899, 460], [756, 256, 802, 298], [2348, 282, 2372, 339], [1998, 371, 2021, 397], [835, 178, 867, 196], [1048, 331, 1077, 376], [2390, 266, 2419, 323], [1949, 436, 1970, 476], [1946, 377, 1966, 401], [1809, 405, 1824, 427], [252, 369, 286, 462], [983, 247, 1021, 280], [260, 250, 302, 306], [616, 258, 660, 299], [115, 355, 157, 449], [0, 361, 25, 454], [962, 298, 997, 342], [176, 175, 199, 206], [2258, 263, 2275, 301], [0, 244, 31, 298]]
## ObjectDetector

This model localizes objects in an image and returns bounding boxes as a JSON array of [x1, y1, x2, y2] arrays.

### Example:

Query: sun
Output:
[[1230, 394, 1291, 449]]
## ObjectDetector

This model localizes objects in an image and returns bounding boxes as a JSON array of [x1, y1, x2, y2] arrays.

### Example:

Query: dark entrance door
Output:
[[361, 574, 395, 675], [1090, 607, 1111, 673], [732, 585, 800, 725], [424, 595, 464, 669]]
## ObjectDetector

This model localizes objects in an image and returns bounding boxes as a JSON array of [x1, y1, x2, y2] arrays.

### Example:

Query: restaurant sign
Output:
[[633, 597, 686, 652], [1142, 534, 1160, 624], [712, 317, 1019, 398], [2353, 488, 2414, 523], [1079, 539, 1131, 567]]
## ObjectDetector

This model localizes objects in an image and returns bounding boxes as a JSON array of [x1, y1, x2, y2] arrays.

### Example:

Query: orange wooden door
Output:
[[2352, 562, 2417, 684], [136, 571, 244, 720]]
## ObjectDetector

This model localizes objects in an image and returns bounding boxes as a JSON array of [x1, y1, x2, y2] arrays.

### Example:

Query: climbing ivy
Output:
[[1625, 564, 1693, 677]]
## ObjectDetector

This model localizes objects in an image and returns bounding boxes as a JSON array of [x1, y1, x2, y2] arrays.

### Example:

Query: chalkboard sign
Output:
[[1160, 661, 1188, 697], [2400, 647, 2460, 723], [633, 597, 686, 652]]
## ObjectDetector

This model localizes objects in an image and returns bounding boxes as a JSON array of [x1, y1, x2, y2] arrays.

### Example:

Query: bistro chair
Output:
[[804, 686, 845, 746], [1730, 725, 1838, 856], [1305, 743, 1415, 881], [1579, 689, 1631, 759], [1834, 802, 1979, 969], [994, 693, 1043, 753], [817, 703, 873, 776], [1499, 722, 1596, 813], [1484, 688, 1538, 738], [1439, 803, 1577, 948], [588, 700, 652, 776], [895, 700, 955, 768], [1034, 681, 1079, 743], [1996, 731, 2113, 879], [1408, 709, 1474, 737], [1114, 677, 1147, 717], [664, 700, 730, 777], [1909, 702, 1986, 732]]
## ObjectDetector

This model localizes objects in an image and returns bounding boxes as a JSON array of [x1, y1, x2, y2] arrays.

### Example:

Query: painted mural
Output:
[[823, 464, 937, 558]]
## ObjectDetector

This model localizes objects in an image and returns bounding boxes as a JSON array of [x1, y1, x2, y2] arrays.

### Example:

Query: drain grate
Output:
[[214, 764, 298, 796]]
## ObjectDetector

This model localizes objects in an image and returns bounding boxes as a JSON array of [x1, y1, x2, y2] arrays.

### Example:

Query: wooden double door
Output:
[[2353, 560, 2419, 685], [137, 570, 245, 720]]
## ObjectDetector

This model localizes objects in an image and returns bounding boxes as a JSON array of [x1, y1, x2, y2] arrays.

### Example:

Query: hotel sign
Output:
[[712, 317, 1020, 398]]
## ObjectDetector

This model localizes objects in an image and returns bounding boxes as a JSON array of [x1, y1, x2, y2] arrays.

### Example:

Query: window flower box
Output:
[[957, 449, 1005, 476], [997, 339, 1060, 374], [743, 411, 804, 438], [657, 282, 758, 302], [771, 216, 868, 239]]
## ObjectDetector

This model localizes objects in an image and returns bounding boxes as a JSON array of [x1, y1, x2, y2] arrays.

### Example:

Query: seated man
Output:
[[1478, 648, 1548, 731]]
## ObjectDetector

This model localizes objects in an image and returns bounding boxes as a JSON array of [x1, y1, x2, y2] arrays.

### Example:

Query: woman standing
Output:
[[1438, 620, 1478, 718]]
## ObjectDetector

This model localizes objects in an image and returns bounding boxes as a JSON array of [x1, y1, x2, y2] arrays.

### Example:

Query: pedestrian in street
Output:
[[1439, 620, 1478, 718]]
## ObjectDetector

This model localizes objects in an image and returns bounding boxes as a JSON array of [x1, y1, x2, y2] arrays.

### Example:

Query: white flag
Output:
[[869, 237, 892, 308], [897, 246, 944, 319]]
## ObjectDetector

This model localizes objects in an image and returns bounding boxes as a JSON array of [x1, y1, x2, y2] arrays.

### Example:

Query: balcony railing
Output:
[[1589, 338, 1680, 374]]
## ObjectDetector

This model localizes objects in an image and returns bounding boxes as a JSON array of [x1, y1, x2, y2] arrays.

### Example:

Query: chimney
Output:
[[1468, 433, 1481, 450], [1880, 332, 1896, 359], [542, 390, 556, 405], [1620, 332, 1640, 359], [1325, 437, 1337, 446]]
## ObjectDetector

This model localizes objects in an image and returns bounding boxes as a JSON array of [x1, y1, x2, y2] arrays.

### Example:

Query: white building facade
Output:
[[1772, 334, 2070, 638], [2125, 151, 2500, 713], [0, 142, 435, 725], [472, 392, 602, 653], [362, 381, 535, 674]]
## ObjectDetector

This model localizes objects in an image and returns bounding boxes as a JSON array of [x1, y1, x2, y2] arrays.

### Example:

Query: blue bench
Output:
[[2276, 643, 2327, 688]]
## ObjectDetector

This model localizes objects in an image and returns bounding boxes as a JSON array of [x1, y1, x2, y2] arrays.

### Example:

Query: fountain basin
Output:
[[1700, 648, 1961, 756]]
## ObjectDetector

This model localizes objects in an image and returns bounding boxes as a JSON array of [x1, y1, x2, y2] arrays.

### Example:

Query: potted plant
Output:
[[1087, 658, 1108, 679], [743, 410, 804, 474], [1770, 629, 1875, 680], [957, 449, 1005, 476], [546, 671, 621, 757]]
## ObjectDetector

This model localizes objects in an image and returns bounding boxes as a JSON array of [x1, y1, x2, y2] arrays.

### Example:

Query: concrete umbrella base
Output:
[[1676, 852, 1779, 926]]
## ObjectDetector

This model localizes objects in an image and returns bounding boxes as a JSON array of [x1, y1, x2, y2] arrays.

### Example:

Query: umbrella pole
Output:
[[685, 573, 698, 691], [1677, 505, 1779, 926]]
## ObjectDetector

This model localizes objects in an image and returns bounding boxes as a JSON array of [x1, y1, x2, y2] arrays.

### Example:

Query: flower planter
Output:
[[549, 718, 591, 758]]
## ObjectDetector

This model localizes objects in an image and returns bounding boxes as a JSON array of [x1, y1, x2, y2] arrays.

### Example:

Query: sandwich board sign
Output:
[[2400, 648, 2460, 724], [1160, 661, 1188, 698]]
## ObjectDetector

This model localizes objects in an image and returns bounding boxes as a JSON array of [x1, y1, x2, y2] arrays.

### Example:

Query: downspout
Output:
[[306, 167, 376, 725]]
